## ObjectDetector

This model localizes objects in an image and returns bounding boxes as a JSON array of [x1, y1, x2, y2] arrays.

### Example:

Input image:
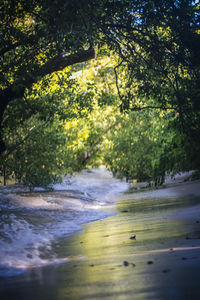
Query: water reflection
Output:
[[54, 195, 200, 299], [1, 193, 200, 300]]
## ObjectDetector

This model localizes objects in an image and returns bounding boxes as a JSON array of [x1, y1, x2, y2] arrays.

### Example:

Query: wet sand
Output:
[[1, 180, 200, 300]]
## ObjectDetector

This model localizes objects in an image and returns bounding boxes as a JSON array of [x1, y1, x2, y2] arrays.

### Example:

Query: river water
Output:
[[1, 170, 200, 299], [0, 167, 128, 278]]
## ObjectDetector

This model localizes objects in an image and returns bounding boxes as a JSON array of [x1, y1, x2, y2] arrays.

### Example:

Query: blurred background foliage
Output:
[[0, 0, 199, 188]]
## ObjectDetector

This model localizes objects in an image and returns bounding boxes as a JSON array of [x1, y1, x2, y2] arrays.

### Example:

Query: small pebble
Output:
[[131, 263, 136, 267], [123, 261, 129, 267]]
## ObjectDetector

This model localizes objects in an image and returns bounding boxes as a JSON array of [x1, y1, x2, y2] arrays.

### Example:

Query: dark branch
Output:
[[0, 47, 95, 156], [131, 105, 177, 111], [40, 47, 95, 76]]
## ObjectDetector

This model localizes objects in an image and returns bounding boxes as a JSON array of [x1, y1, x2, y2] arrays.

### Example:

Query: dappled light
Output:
[[0, 0, 200, 299]]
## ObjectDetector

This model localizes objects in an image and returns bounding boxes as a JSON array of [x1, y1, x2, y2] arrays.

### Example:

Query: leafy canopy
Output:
[[1, 0, 200, 187]]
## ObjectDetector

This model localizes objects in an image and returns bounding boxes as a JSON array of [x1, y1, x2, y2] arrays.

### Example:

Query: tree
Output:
[[3, 116, 66, 189], [0, 0, 96, 154], [91, 0, 200, 173], [1, 0, 200, 187], [91, 1, 199, 118], [2, 0, 199, 153], [102, 109, 172, 185], [0, 64, 101, 186]]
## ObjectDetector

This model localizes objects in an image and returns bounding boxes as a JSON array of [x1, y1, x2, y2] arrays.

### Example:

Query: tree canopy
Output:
[[0, 0, 96, 153], [0, 0, 200, 187]]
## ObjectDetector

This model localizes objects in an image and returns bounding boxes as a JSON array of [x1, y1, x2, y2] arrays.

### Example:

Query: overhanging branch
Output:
[[40, 47, 95, 76], [0, 47, 95, 156]]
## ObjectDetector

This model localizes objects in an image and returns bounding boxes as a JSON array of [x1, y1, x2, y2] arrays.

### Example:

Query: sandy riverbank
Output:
[[1, 179, 200, 300]]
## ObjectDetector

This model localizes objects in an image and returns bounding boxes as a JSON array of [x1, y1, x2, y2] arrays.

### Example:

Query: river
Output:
[[1, 168, 200, 299], [0, 167, 128, 278]]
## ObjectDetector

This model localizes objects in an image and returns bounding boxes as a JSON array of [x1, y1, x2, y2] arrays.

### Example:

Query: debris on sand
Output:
[[123, 261, 129, 266]]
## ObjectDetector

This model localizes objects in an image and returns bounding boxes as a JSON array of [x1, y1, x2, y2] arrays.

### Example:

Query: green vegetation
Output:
[[0, 0, 199, 188]]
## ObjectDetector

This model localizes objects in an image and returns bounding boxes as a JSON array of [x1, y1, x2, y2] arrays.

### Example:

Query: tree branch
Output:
[[130, 105, 177, 111], [0, 47, 95, 156], [40, 47, 95, 76], [114, 60, 124, 102]]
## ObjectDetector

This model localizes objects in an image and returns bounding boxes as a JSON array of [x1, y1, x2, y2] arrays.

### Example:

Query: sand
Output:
[[1, 179, 200, 300]]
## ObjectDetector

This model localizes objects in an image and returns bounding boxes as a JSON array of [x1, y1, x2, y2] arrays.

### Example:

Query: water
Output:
[[0, 167, 128, 277]]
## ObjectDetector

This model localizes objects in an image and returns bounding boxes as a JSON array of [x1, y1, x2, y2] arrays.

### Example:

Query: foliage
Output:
[[2, 114, 66, 189], [95, 0, 200, 139], [0, 48, 119, 187], [0, 0, 96, 154], [102, 110, 174, 185], [94, 0, 200, 181], [0, 1, 200, 188], [62, 104, 119, 172]]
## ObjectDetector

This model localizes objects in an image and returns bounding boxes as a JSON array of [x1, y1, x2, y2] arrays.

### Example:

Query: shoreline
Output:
[[126, 178, 200, 198], [1, 179, 200, 299]]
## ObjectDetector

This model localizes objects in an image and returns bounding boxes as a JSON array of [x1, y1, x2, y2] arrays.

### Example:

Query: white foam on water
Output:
[[54, 167, 129, 204], [0, 167, 129, 277], [0, 214, 60, 277]]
